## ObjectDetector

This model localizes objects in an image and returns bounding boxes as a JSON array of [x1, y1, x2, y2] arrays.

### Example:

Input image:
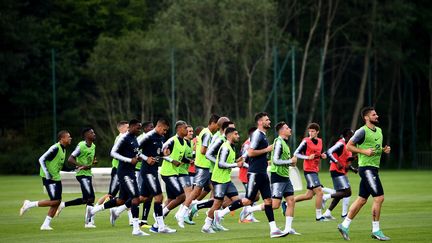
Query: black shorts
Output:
[[108, 167, 120, 196], [42, 178, 62, 200], [161, 175, 183, 199], [358, 166, 384, 198], [270, 172, 294, 199], [140, 172, 163, 197], [118, 172, 140, 201], [76, 175, 95, 200], [245, 172, 271, 200]]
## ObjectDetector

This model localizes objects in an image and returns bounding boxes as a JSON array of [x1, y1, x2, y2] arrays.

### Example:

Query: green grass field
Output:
[[1, 171, 431, 242]]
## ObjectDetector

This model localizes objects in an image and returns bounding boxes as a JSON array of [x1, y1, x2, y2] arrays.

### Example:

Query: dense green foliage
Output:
[[1, 0, 431, 173]]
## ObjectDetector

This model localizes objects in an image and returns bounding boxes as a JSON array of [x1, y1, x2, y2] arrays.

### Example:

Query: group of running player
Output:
[[20, 106, 391, 241]]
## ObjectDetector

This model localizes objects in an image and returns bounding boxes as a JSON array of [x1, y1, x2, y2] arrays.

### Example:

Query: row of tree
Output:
[[1, 0, 431, 174]]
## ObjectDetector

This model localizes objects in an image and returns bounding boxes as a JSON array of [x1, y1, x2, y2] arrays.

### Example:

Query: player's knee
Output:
[[241, 198, 251, 206], [374, 195, 384, 204], [263, 198, 272, 205]]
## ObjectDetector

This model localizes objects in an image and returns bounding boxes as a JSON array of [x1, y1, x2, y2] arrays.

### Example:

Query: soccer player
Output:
[[20, 130, 72, 230], [202, 127, 243, 233], [188, 126, 204, 185], [56, 128, 97, 228], [238, 126, 259, 223], [180, 125, 195, 225], [179, 115, 220, 225], [137, 119, 176, 233], [322, 128, 357, 220], [137, 121, 155, 228], [88, 119, 148, 236], [338, 107, 391, 241], [160, 120, 189, 228], [293, 123, 328, 221], [270, 122, 299, 235], [213, 112, 288, 238], [187, 120, 234, 222], [96, 121, 128, 205]]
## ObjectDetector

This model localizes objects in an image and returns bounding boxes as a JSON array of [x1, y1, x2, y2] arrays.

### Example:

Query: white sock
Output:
[[115, 205, 127, 215], [91, 204, 104, 214], [285, 216, 293, 231], [156, 216, 165, 228], [163, 207, 170, 216], [203, 216, 213, 229], [132, 218, 140, 232], [42, 216, 52, 227], [324, 209, 332, 216], [342, 197, 350, 216], [29, 201, 39, 208], [341, 217, 352, 228], [323, 187, 336, 194], [127, 210, 132, 223], [178, 205, 188, 218], [372, 221, 380, 232], [323, 194, 332, 201], [269, 221, 277, 231], [316, 209, 322, 219], [249, 204, 262, 213], [220, 207, 231, 217], [59, 201, 65, 208]]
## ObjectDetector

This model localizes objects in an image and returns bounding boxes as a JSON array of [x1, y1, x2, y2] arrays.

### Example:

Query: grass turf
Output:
[[1, 170, 431, 242]]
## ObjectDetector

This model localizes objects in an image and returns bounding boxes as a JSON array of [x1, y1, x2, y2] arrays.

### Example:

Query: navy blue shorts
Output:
[[358, 166, 384, 198], [76, 175, 95, 200], [42, 178, 62, 201], [246, 172, 271, 200]]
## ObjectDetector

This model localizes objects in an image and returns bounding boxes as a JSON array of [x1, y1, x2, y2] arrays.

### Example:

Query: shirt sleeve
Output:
[[162, 137, 175, 163], [217, 146, 237, 169], [350, 128, 366, 145], [272, 139, 293, 165], [249, 131, 260, 150], [205, 138, 221, 164], [110, 135, 132, 163], [241, 141, 250, 159], [71, 144, 81, 157], [39, 145, 59, 179], [201, 133, 212, 148], [294, 140, 309, 160], [326, 142, 344, 163]]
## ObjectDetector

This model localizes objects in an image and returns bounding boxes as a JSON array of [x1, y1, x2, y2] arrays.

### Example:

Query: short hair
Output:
[[187, 125, 193, 129], [225, 127, 237, 136], [195, 126, 204, 135], [129, 119, 141, 126], [142, 121, 153, 128], [248, 126, 257, 135], [222, 121, 234, 131], [361, 106, 375, 120], [217, 117, 230, 128], [341, 128, 353, 138], [57, 130, 70, 141], [81, 127, 93, 137], [254, 112, 269, 123], [307, 123, 320, 131], [156, 119, 170, 127], [175, 120, 187, 130], [117, 121, 128, 128], [208, 114, 220, 124], [275, 122, 287, 132]]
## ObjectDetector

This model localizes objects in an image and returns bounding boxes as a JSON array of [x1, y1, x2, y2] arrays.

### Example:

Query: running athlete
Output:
[[269, 122, 300, 235], [96, 121, 128, 205], [238, 126, 259, 223], [56, 128, 97, 228], [338, 107, 391, 241], [293, 123, 328, 221], [160, 120, 189, 228], [188, 126, 203, 185], [180, 125, 195, 225], [137, 121, 155, 228], [88, 119, 148, 236], [20, 130, 72, 230], [180, 115, 220, 225], [213, 112, 288, 238], [322, 128, 357, 220], [202, 127, 243, 233], [137, 119, 176, 233], [186, 120, 234, 222]]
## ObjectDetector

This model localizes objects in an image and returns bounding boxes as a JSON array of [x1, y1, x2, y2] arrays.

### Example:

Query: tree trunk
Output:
[[295, 0, 322, 113], [350, 0, 376, 129], [429, 35, 432, 147], [306, 0, 335, 129]]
